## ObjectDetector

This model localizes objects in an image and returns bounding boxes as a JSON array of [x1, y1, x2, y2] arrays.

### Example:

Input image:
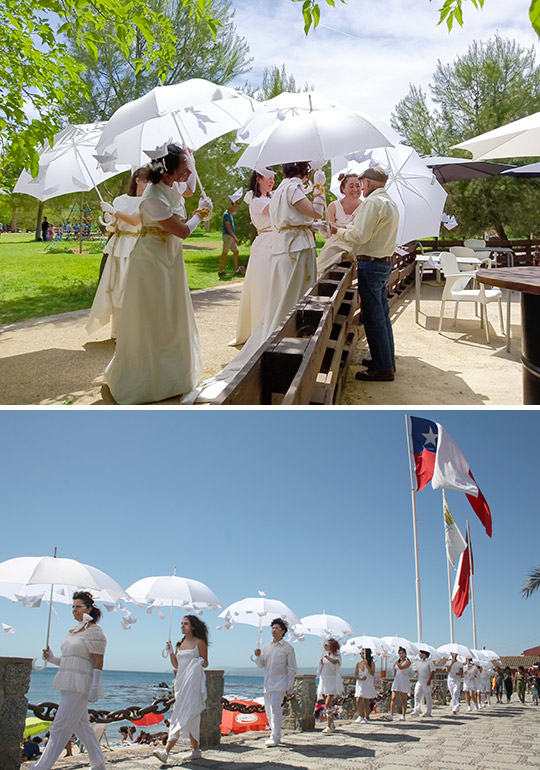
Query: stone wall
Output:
[[282, 674, 316, 732], [340, 676, 357, 720], [0, 657, 32, 770], [377, 671, 451, 712], [200, 669, 224, 748]]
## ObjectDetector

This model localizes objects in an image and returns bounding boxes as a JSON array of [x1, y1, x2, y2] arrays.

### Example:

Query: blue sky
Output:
[[0, 409, 538, 672], [231, 0, 538, 123]]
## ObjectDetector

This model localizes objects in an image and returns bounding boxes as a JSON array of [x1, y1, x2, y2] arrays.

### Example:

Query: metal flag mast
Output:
[[442, 489, 455, 643], [405, 413, 423, 642], [466, 519, 478, 649]]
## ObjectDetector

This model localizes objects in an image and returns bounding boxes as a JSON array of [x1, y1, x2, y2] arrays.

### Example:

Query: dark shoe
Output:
[[355, 368, 395, 382]]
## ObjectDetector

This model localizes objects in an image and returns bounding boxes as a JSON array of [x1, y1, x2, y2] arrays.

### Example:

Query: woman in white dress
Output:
[[230, 169, 275, 346], [153, 615, 208, 765], [105, 144, 211, 404], [317, 638, 342, 733], [463, 657, 480, 711], [446, 652, 463, 714], [386, 647, 411, 721], [479, 661, 492, 707], [32, 592, 106, 770], [86, 168, 148, 338], [355, 647, 376, 723], [317, 173, 362, 277]]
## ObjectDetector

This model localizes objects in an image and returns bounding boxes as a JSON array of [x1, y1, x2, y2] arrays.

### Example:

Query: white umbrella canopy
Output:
[[0, 554, 127, 668], [219, 597, 300, 646], [236, 90, 345, 145], [436, 642, 473, 659], [125, 575, 222, 609], [236, 108, 398, 170], [331, 145, 447, 244], [413, 642, 445, 662], [95, 78, 257, 166], [454, 111, 540, 160], [297, 612, 355, 640], [471, 648, 501, 662], [341, 635, 391, 656], [13, 122, 130, 202], [382, 635, 419, 657]]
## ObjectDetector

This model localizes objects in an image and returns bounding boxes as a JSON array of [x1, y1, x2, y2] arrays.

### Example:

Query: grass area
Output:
[[0, 231, 250, 325]]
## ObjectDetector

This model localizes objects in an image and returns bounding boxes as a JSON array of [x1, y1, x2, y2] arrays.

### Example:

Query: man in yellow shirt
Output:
[[331, 167, 399, 381]]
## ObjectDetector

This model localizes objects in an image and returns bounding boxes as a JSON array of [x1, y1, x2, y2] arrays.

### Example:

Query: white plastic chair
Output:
[[462, 240, 498, 268], [438, 252, 504, 343]]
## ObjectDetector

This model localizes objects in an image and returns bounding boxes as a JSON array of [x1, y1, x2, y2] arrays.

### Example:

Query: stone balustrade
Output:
[[0, 656, 32, 770]]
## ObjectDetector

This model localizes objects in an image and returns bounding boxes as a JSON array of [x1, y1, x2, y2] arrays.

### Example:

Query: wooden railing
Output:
[[212, 246, 417, 406]]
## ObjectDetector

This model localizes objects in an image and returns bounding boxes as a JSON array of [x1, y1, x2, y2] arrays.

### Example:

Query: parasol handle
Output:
[[33, 572, 55, 670]]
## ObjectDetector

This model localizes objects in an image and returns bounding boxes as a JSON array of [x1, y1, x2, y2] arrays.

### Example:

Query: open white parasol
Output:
[[219, 597, 300, 647], [436, 642, 473, 660], [453, 110, 540, 160], [297, 612, 355, 640], [341, 635, 391, 656], [382, 635, 420, 657]]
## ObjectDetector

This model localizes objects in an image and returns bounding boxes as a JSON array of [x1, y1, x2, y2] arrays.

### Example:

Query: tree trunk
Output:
[[495, 222, 509, 242], [35, 201, 44, 240]]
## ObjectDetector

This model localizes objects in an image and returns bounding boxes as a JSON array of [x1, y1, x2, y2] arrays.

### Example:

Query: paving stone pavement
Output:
[[50, 702, 537, 770]]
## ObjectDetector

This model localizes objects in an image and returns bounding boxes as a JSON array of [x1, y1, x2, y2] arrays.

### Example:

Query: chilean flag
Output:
[[410, 416, 492, 537], [452, 535, 473, 618]]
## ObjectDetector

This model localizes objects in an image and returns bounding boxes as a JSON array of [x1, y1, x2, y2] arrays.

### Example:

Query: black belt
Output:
[[357, 255, 392, 262]]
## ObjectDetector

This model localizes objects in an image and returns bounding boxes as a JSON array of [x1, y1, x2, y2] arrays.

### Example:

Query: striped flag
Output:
[[444, 500, 467, 569], [452, 535, 473, 618]]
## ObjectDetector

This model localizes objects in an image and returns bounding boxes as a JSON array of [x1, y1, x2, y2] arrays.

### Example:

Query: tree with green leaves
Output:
[[521, 565, 540, 598], [391, 35, 540, 239], [65, 0, 251, 123]]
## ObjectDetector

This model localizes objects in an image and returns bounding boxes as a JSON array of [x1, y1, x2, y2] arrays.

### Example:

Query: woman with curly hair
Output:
[[153, 615, 209, 764], [317, 638, 342, 733], [354, 647, 376, 724], [32, 592, 106, 770], [317, 172, 362, 277]]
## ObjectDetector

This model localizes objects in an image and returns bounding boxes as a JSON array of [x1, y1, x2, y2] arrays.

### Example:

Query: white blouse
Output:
[[53, 624, 106, 695]]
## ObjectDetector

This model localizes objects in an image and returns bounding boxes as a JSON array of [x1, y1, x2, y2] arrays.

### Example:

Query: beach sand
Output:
[[0, 279, 522, 405], [46, 702, 537, 769]]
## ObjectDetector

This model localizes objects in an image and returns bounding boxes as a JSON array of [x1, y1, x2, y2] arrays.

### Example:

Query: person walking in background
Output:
[[32, 592, 106, 770], [330, 166, 399, 382], [446, 652, 463, 715], [41, 217, 50, 242], [386, 647, 411, 721], [317, 638, 343, 733], [219, 194, 241, 276], [253, 618, 297, 747], [503, 666, 513, 702], [494, 666, 504, 703], [463, 657, 480, 712], [514, 666, 527, 704], [153, 615, 208, 765], [411, 649, 435, 717], [354, 647, 376, 724]]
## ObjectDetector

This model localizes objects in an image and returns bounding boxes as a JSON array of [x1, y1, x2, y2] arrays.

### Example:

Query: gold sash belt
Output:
[[257, 227, 272, 234], [140, 226, 171, 243], [277, 224, 314, 282]]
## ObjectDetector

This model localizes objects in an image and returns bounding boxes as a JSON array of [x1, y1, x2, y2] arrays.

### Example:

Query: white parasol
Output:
[[341, 635, 391, 656], [0, 551, 126, 669], [331, 145, 447, 244], [413, 642, 445, 662], [297, 612, 355, 640], [95, 78, 257, 175], [236, 108, 398, 170], [125, 571, 222, 657], [453, 110, 540, 160], [219, 597, 300, 647], [436, 642, 473, 660], [382, 635, 420, 657], [13, 123, 129, 202]]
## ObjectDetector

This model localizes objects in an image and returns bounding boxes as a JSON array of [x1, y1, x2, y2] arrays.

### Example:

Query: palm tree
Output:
[[521, 566, 540, 598]]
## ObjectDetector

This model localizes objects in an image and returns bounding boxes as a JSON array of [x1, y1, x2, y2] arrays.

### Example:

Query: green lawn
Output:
[[0, 231, 250, 325]]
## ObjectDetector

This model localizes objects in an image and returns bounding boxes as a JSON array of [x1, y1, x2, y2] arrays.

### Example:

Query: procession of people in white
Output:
[[34, 592, 505, 769]]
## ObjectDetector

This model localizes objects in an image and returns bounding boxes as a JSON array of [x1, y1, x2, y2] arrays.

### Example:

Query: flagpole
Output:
[[405, 413, 423, 642], [443, 490, 455, 643], [466, 519, 478, 649]]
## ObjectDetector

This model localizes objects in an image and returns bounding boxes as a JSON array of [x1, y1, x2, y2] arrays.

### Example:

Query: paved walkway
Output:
[[0, 279, 523, 405], [49, 702, 537, 769]]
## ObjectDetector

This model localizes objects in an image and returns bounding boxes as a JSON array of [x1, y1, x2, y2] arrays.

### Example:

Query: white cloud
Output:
[[231, 0, 540, 123]]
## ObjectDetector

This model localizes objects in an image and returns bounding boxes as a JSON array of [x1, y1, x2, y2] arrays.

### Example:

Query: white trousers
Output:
[[414, 681, 432, 714], [264, 690, 285, 742], [31, 690, 105, 770], [447, 678, 461, 710]]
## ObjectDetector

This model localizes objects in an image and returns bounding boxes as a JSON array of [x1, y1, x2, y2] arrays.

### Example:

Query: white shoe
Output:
[[355, 716, 363, 723], [265, 738, 279, 747], [422, 712, 432, 718], [399, 715, 406, 721], [153, 749, 169, 764], [361, 718, 368, 724], [322, 727, 332, 733], [466, 706, 472, 712], [384, 714, 393, 721], [410, 709, 421, 717], [186, 748, 201, 761]]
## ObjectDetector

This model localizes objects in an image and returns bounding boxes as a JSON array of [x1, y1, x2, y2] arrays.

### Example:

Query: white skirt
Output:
[[230, 231, 273, 346], [355, 675, 376, 699]]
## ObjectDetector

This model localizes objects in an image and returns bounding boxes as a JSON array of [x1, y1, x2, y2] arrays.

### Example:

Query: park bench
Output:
[[212, 245, 417, 406]]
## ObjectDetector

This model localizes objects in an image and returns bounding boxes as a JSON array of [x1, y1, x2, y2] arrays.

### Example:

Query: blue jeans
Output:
[[357, 259, 394, 372]]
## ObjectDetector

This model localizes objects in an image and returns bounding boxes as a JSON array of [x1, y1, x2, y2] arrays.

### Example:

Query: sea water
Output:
[[27, 668, 264, 741]]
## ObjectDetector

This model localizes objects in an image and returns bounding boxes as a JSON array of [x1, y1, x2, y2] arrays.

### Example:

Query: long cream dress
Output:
[[185, 177, 316, 402], [229, 191, 273, 346], [316, 198, 358, 277], [105, 181, 202, 404], [86, 194, 141, 338], [168, 645, 207, 744]]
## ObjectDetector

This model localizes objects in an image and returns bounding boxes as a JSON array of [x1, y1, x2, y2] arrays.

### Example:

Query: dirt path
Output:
[[0, 280, 522, 405]]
